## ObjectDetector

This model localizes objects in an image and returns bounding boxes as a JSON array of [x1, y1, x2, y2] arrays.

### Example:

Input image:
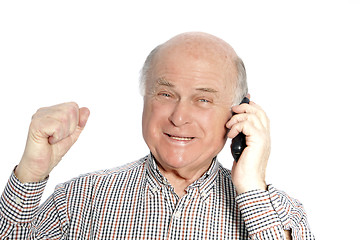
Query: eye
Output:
[[197, 96, 213, 103], [157, 91, 175, 101], [158, 92, 171, 97], [162, 93, 171, 98]]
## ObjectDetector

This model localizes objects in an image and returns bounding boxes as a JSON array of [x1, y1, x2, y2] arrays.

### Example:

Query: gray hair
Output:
[[139, 45, 248, 105], [233, 57, 248, 105], [139, 45, 161, 97]]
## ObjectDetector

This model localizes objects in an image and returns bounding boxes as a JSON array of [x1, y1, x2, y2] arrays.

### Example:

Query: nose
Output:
[[168, 100, 192, 127]]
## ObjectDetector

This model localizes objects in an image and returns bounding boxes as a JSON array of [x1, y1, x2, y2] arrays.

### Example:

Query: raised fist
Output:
[[15, 102, 90, 183]]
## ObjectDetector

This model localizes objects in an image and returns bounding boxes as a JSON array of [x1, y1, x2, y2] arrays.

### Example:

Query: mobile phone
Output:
[[230, 97, 250, 162]]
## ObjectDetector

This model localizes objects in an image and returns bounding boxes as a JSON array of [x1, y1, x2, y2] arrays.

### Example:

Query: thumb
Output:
[[78, 107, 90, 129]]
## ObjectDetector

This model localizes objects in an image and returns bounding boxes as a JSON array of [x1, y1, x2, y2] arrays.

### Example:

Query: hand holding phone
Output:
[[229, 98, 270, 194], [230, 97, 250, 162]]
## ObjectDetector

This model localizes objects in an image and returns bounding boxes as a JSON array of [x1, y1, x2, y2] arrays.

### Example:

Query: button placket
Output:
[[151, 186, 159, 194], [173, 210, 181, 219], [12, 196, 22, 205], [171, 190, 192, 221]]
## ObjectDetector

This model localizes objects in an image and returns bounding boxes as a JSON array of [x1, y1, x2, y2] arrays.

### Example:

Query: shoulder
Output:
[[80, 156, 147, 179], [216, 162, 236, 191], [211, 161, 238, 201], [218, 162, 232, 180], [55, 155, 149, 192]]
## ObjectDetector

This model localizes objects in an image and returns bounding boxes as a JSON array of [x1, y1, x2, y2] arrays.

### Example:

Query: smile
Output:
[[165, 133, 194, 141]]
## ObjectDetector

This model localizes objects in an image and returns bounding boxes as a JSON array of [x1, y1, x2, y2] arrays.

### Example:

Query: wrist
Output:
[[235, 179, 267, 195], [15, 163, 48, 183]]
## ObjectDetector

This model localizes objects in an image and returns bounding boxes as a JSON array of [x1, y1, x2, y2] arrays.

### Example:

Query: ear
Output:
[[246, 93, 251, 100]]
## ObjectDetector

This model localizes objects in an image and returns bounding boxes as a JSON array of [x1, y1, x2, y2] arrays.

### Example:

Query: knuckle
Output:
[[36, 107, 46, 113], [52, 124, 62, 137], [235, 113, 247, 122], [29, 118, 40, 131], [58, 112, 69, 125], [68, 107, 77, 119], [32, 107, 46, 119], [67, 102, 79, 118], [67, 102, 79, 110], [31, 113, 37, 120], [30, 102, 79, 128]]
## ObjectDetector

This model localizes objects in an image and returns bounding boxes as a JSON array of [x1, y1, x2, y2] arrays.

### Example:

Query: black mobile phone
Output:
[[230, 97, 250, 162]]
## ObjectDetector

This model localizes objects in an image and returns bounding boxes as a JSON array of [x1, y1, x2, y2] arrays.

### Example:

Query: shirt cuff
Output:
[[0, 169, 48, 223], [236, 185, 283, 237]]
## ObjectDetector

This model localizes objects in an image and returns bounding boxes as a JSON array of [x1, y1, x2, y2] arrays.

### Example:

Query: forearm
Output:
[[237, 188, 285, 239], [0, 169, 61, 238], [236, 185, 314, 239]]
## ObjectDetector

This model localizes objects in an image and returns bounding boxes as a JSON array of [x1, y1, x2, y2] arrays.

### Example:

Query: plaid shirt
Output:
[[0, 155, 314, 239]]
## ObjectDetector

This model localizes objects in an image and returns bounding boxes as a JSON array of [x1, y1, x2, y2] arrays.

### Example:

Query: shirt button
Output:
[[174, 211, 181, 219], [151, 187, 158, 193], [13, 196, 22, 205]]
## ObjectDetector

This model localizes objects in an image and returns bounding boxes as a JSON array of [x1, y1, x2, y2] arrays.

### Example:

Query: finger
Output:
[[32, 103, 81, 145], [54, 106, 89, 146], [227, 120, 261, 139], [78, 107, 90, 128], [48, 108, 89, 146], [249, 102, 270, 130], [232, 102, 269, 130], [28, 116, 68, 145], [46, 117, 72, 145], [48, 105, 78, 144], [226, 113, 264, 130], [55, 103, 89, 133], [62, 102, 81, 135], [53, 124, 86, 154], [227, 121, 245, 139]]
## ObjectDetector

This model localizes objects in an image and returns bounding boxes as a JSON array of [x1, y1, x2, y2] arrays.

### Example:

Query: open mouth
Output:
[[165, 133, 194, 141]]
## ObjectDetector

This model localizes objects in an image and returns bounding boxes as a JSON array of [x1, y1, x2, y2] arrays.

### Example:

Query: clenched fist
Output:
[[15, 102, 90, 183]]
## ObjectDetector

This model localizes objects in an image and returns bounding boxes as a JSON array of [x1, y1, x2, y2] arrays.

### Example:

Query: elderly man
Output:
[[0, 32, 314, 239]]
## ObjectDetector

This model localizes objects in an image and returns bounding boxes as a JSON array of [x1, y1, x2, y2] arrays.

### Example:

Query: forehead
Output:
[[155, 77, 220, 95], [149, 44, 237, 92]]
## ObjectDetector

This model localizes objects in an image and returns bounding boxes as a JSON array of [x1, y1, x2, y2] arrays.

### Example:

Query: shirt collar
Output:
[[145, 153, 219, 200]]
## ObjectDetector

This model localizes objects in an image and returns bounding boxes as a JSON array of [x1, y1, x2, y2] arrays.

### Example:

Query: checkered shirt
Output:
[[0, 154, 314, 239]]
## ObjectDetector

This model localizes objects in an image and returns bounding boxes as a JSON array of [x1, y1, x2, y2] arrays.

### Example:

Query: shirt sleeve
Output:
[[236, 184, 315, 240], [0, 170, 63, 239]]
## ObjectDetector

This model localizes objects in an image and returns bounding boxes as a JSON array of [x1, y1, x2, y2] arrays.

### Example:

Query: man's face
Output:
[[142, 44, 236, 172]]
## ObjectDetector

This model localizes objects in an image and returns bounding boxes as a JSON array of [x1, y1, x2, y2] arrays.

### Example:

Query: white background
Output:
[[1, 1, 359, 239]]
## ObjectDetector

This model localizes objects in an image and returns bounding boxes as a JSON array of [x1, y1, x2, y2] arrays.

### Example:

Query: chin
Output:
[[155, 151, 190, 169], [155, 149, 216, 171]]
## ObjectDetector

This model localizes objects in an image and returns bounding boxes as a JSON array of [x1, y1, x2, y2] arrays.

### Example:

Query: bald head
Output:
[[140, 32, 247, 105], [160, 32, 237, 63]]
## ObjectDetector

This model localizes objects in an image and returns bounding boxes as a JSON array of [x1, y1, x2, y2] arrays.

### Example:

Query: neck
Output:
[[156, 160, 213, 198]]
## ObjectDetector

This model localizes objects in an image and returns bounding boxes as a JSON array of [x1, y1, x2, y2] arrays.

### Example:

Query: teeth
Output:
[[169, 135, 193, 141]]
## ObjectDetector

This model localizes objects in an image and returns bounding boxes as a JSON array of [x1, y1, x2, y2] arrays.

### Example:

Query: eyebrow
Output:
[[156, 77, 218, 93], [156, 78, 174, 87], [195, 87, 218, 93]]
